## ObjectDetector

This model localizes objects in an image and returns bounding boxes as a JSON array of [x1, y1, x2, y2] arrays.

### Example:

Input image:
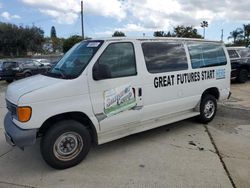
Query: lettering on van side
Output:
[[154, 75, 175, 88], [154, 70, 216, 88]]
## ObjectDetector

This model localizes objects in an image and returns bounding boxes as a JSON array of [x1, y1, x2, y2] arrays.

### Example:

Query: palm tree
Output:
[[201, 21, 208, 39], [243, 24, 250, 45], [228, 28, 244, 44]]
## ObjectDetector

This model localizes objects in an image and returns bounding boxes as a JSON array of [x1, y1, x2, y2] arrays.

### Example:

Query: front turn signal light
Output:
[[17, 106, 32, 122]]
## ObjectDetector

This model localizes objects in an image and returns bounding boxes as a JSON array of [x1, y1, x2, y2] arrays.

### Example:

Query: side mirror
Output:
[[93, 63, 111, 80], [39, 63, 44, 67]]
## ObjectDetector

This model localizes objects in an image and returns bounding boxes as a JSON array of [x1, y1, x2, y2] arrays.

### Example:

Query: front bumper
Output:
[[0, 75, 14, 81], [4, 113, 37, 149]]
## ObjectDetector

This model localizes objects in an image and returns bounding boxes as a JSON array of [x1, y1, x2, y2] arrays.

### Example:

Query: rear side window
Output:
[[97, 42, 137, 78], [24, 61, 36, 67], [228, 50, 240, 59], [142, 42, 188, 73], [3, 62, 17, 69], [188, 43, 227, 69]]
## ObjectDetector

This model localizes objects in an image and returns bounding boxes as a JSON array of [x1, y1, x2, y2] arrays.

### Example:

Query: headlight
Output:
[[12, 67, 20, 71], [17, 106, 32, 122]]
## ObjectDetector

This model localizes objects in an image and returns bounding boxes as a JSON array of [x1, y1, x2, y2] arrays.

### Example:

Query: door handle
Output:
[[138, 88, 142, 97]]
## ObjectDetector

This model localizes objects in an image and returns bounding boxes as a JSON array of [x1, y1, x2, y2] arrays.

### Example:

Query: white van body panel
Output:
[[5, 75, 62, 104], [95, 40, 231, 144], [4, 38, 231, 146], [7, 74, 100, 132]]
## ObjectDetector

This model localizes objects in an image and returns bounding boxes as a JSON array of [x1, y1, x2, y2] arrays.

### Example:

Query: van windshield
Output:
[[45, 40, 103, 79]]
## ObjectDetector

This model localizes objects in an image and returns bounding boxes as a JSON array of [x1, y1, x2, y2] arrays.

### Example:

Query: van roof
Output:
[[227, 46, 246, 50], [91, 37, 223, 43]]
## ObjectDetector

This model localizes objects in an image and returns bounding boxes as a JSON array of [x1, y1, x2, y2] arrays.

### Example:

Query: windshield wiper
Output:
[[54, 67, 66, 78]]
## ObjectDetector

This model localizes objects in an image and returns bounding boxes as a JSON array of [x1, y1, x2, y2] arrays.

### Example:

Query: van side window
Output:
[[142, 42, 188, 73], [188, 43, 227, 69], [97, 42, 137, 79]]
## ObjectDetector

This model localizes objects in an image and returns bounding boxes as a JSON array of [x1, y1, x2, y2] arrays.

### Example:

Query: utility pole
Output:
[[81, 1, 84, 39], [221, 29, 224, 42]]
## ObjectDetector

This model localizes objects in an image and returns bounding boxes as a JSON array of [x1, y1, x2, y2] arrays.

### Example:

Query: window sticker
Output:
[[104, 85, 136, 117], [87, 42, 100, 47], [216, 69, 226, 80]]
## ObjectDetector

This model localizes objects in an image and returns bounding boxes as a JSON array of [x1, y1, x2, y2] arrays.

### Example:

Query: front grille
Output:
[[6, 100, 17, 116]]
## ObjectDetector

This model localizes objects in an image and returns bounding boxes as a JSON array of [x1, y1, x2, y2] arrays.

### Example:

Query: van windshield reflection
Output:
[[45, 40, 103, 79]]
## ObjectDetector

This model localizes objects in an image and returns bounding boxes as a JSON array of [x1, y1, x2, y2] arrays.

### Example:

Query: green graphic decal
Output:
[[104, 85, 136, 117]]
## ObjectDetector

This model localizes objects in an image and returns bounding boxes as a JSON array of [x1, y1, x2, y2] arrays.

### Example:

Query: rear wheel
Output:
[[237, 69, 249, 83], [6, 79, 13, 83], [41, 120, 91, 169], [198, 94, 217, 124]]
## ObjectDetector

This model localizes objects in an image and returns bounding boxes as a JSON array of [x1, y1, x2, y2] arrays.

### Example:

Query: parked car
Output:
[[50, 60, 59, 67], [4, 38, 231, 169], [227, 47, 250, 83], [0, 59, 50, 83], [32, 59, 51, 67], [0, 60, 20, 83]]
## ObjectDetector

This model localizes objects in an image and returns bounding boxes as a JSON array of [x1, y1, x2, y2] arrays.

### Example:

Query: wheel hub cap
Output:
[[204, 100, 215, 119], [53, 132, 83, 161]]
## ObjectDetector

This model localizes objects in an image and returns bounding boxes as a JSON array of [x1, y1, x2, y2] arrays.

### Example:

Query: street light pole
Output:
[[81, 1, 84, 39]]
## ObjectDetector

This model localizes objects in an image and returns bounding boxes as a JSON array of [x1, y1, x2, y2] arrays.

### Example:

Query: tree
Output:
[[243, 24, 250, 46], [50, 26, 59, 52], [153, 31, 166, 37], [62, 35, 83, 53], [228, 28, 244, 44], [112, 31, 126, 37], [165, 31, 172, 37], [153, 26, 202, 39], [0, 22, 44, 57], [173, 25, 202, 38], [200, 21, 208, 38], [50, 26, 57, 38]]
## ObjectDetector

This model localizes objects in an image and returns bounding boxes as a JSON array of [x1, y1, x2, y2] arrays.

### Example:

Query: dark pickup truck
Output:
[[0, 60, 51, 83], [227, 47, 250, 83]]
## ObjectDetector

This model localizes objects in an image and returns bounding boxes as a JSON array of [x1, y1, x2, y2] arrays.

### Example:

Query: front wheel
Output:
[[237, 69, 249, 83], [198, 94, 217, 124], [40, 120, 91, 169]]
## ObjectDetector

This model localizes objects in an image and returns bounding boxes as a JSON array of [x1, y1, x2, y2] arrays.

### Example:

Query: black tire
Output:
[[6, 79, 13, 83], [24, 72, 32, 78], [237, 69, 249, 83], [40, 120, 91, 169], [198, 94, 217, 124]]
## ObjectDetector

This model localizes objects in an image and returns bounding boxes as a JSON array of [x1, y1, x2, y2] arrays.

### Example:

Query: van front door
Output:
[[88, 41, 143, 134]]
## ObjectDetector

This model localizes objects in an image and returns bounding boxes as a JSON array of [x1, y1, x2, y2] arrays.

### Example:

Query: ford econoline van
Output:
[[4, 38, 231, 169]]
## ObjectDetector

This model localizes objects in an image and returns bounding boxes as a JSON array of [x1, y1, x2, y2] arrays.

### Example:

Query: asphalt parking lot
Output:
[[0, 80, 250, 188]]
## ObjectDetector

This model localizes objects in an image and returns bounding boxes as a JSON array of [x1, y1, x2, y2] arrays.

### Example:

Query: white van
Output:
[[4, 38, 231, 169]]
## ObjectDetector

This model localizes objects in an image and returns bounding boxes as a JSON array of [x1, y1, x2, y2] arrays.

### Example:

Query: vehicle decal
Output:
[[104, 85, 136, 117], [216, 69, 226, 80], [87, 42, 100, 47], [154, 69, 218, 88]]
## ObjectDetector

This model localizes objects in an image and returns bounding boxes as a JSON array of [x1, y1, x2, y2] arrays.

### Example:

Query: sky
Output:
[[0, 0, 249, 42]]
